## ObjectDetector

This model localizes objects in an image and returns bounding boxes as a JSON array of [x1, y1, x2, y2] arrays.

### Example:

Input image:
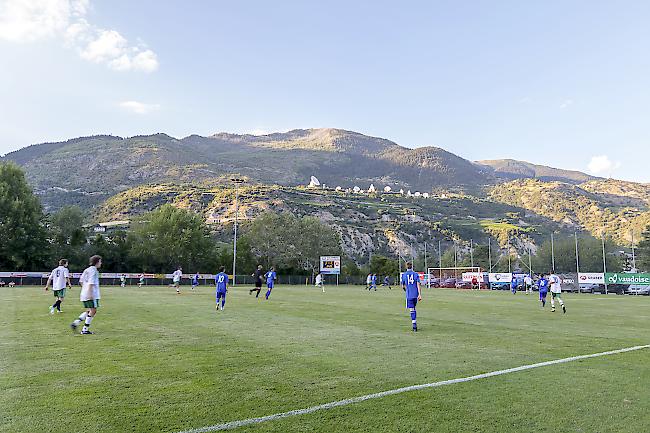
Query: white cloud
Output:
[[80, 29, 127, 62], [130, 49, 158, 72], [0, 0, 158, 72], [0, 0, 79, 41], [560, 99, 573, 109], [587, 155, 621, 175], [119, 100, 160, 115]]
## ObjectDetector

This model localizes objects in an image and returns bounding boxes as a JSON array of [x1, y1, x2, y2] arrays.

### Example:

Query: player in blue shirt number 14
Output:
[[400, 262, 422, 332], [215, 266, 229, 311]]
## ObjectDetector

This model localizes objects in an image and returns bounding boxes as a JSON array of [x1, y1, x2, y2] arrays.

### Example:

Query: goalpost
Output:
[[426, 266, 482, 288]]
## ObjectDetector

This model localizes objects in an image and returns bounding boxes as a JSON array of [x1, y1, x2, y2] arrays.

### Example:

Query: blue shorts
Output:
[[216, 291, 226, 299], [267, 283, 274, 289], [539, 290, 547, 300], [406, 298, 418, 309]]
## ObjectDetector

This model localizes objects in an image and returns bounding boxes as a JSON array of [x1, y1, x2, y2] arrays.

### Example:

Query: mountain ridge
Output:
[[2, 128, 648, 248], [477, 158, 598, 184]]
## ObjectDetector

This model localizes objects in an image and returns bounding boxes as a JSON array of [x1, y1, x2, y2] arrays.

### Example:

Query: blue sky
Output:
[[1, 0, 649, 181]]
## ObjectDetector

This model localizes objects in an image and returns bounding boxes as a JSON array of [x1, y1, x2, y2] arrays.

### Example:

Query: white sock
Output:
[[551, 299, 555, 307], [82, 315, 93, 332], [74, 311, 88, 325]]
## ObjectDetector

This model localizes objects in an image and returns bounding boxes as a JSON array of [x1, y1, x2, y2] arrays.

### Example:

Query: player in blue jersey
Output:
[[510, 277, 518, 294], [264, 267, 277, 300], [537, 273, 549, 308], [400, 262, 422, 332], [192, 272, 200, 290], [371, 274, 378, 291], [215, 266, 229, 311]]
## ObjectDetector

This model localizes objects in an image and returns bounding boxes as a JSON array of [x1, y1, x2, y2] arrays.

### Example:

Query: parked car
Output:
[[625, 285, 650, 295], [442, 278, 457, 288], [579, 284, 599, 293], [455, 281, 472, 289]]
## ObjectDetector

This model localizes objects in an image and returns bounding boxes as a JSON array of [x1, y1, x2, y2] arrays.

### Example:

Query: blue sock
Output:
[[265, 290, 270, 299], [410, 310, 417, 328]]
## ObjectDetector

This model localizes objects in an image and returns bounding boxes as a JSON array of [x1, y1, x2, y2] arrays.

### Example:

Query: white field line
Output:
[[178, 345, 649, 433]]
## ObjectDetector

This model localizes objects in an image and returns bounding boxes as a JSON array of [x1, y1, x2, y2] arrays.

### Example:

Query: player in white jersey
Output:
[[315, 273, 324, 292], [524, 274, 533, 294], [172, 267, 183, 294], [548, 270, 566, 313], [44, 259, 71, 314], [70, 255, 102, 335]]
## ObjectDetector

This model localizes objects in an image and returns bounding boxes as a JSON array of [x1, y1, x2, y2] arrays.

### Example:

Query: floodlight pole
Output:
[[551, 232, 555, 271], [631, 231, 636, 271], [231, 177, 245, 286], [602, 230, 608, 295], [453, 242, 458, 279], [424, 242, 428, 288], [507, 235, 511, 273], [488, 237, 492, 272], [398, 251, 402, 276], [470, 239, 474, 268], [575, 232, 580, 275]]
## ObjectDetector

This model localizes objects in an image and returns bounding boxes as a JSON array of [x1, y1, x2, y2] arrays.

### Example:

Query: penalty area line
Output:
[[177, 344, 649, 433]]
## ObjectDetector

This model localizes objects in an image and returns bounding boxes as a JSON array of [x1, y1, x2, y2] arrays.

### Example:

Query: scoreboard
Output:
[[319, 256, 341, 275]]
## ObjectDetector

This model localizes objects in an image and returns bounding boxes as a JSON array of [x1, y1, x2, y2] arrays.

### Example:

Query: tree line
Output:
[[1, 161, 647, 275], [0, 162, 342, 275]]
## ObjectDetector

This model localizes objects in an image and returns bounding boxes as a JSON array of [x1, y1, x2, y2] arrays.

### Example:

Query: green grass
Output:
[[1, 285, 648, 433]]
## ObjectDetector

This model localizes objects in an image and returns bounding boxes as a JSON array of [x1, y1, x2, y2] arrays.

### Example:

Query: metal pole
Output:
[[453, 242, 458, 279], [575, 231, 580, 275], [438, 239, 442, 280], [488, 237, 492, 272], [507, 235, 511, 273], [398, 251, 402, 276], [470, 239, 474, 268], [602, 232, 608, 295], [551, 232, 555, 272], [631, 231, 636, 271], [528, 245, 532, 276], [424, 242, 429, 288], [231, 178, 244, 285]]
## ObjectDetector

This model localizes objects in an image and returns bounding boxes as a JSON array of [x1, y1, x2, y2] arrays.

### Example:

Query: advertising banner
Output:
[[605, 273, 650, 285], [489, 273, 512, 283], [578, 273, 604, 284], [462, 272, 487, 282]]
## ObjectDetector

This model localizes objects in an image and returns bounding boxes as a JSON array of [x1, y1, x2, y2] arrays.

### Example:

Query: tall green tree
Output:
[[241, 213, 300, 269], [129, 204, 215, 273], [241, 212, 342, 275], [0, 162, 48, 270], [296, 216, 342, 275], [87, 231, 135, 272], [533, 235, 622, 273], [636, 225, 650, 272], [48, 206, 87, 269], [369, 254, 398, 276]]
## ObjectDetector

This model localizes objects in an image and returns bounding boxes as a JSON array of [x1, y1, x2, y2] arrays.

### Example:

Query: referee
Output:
[[249, 265, 264, 297]]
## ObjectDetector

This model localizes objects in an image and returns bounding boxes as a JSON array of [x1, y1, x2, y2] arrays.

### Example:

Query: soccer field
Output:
[[1, 285, 648, 433]]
